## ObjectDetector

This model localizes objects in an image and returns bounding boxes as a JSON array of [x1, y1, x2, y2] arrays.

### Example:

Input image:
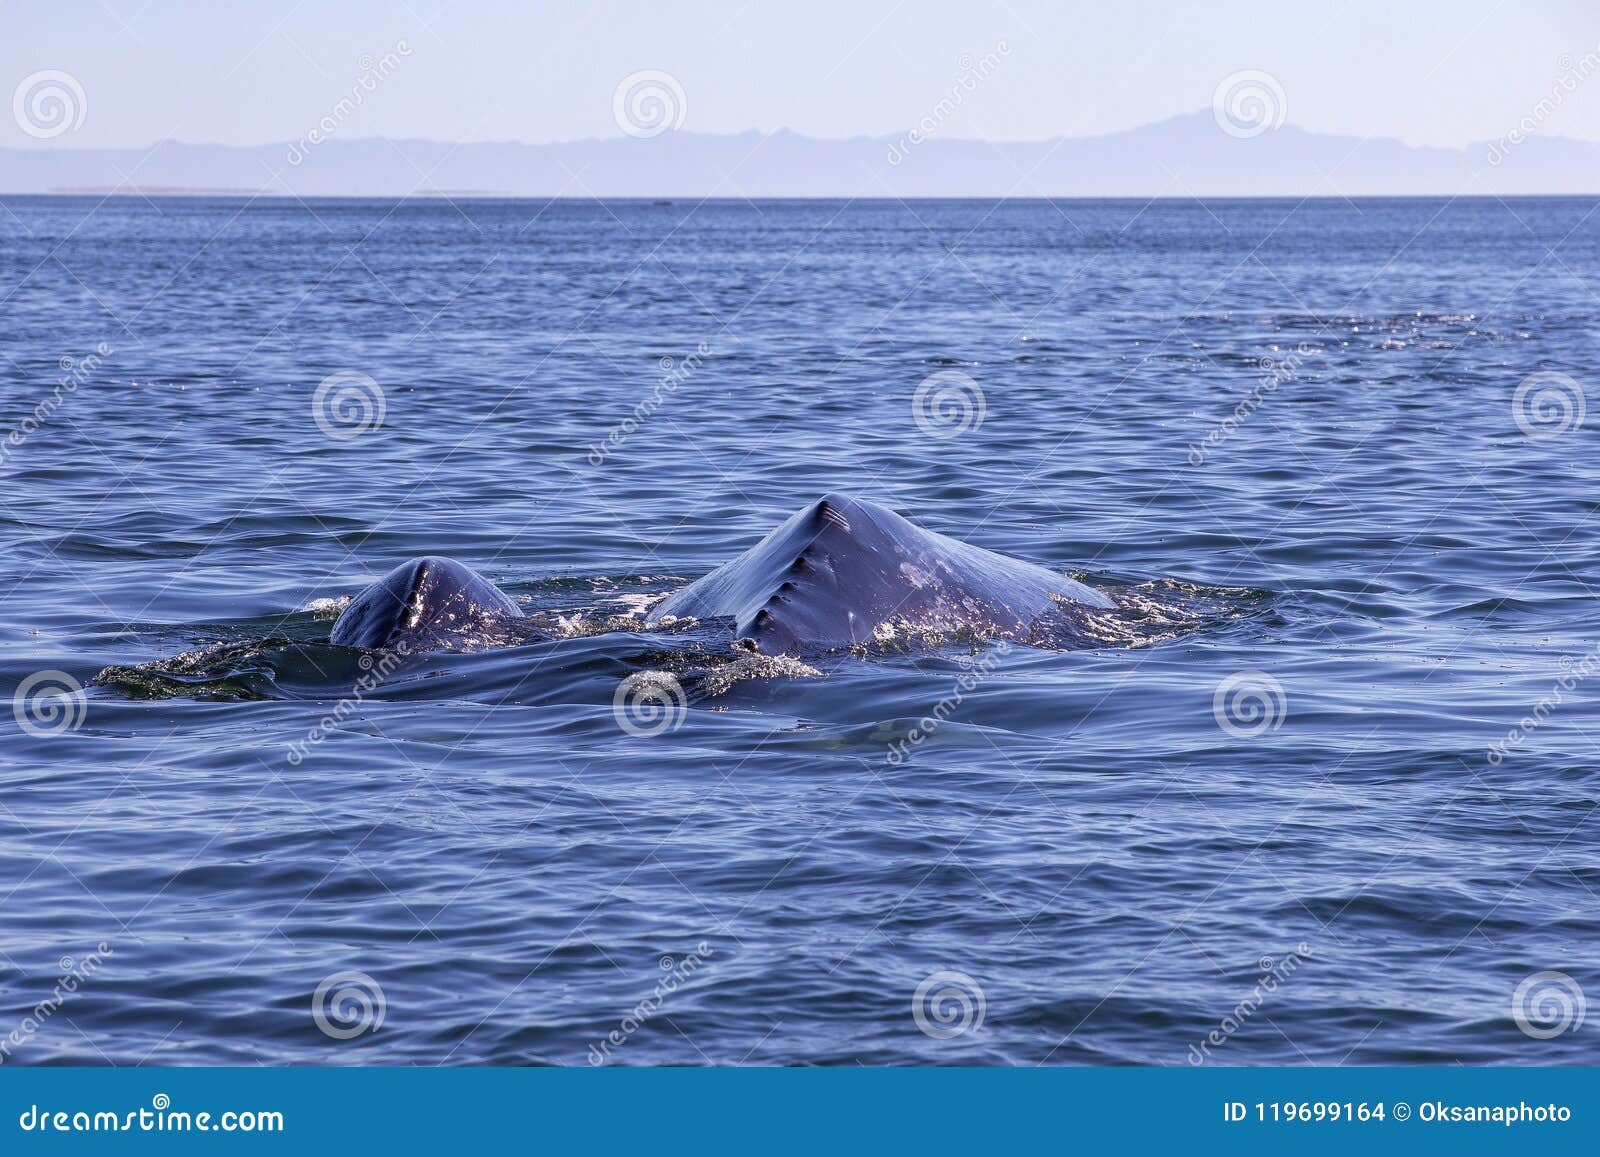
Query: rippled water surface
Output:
[[2, 196, 1598, 1066]]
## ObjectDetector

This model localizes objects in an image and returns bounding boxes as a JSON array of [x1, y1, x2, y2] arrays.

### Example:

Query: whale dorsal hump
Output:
[[649, 493, 1110, 654]]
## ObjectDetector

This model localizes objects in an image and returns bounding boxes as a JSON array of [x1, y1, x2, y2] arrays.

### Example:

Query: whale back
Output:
[[649, 493, 1111, 655], [330, 556, 522, 649]]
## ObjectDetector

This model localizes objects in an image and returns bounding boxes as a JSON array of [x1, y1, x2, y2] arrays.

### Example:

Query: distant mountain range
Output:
[[2, 113, 1594, 198]]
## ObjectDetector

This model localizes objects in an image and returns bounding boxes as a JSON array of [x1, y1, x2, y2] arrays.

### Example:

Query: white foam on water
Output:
[[301, 596, 351, 617], [603, 590, 667, 617]]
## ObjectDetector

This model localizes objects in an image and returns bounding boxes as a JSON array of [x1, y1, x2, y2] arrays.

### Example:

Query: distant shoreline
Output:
[[4, 115, 1596, 200], [40, 187, 502, 197]]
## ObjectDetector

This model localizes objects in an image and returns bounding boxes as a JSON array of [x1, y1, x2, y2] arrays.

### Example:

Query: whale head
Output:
[[329, 556, 522, 650]]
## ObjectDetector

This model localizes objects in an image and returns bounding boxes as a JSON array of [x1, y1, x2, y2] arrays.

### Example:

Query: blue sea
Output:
[[1, 195, 1596, 1066]]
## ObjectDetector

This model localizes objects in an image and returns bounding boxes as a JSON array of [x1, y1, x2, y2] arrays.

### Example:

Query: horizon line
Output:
[[6, 191, 1598, 202]]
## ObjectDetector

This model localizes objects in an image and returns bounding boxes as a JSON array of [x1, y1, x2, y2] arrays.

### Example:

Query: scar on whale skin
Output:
[[646, 493, 1112, 656]]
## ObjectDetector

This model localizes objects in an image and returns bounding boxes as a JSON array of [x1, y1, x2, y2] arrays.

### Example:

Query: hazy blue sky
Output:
[[4, 0, 1598, 149]]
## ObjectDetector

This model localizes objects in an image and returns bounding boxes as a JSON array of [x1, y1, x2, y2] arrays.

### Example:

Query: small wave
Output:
[[598, 590, 665, 617], [93, 638, 303, 701], [301, 595, 350, 617], [1028, 578, 1271, 650], [692, 652, 822, 696], [536, 609, 658, 639]]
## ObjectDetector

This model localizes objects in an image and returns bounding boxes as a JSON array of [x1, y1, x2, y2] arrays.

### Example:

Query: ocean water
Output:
[[1, 195, 1597, 1067]]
